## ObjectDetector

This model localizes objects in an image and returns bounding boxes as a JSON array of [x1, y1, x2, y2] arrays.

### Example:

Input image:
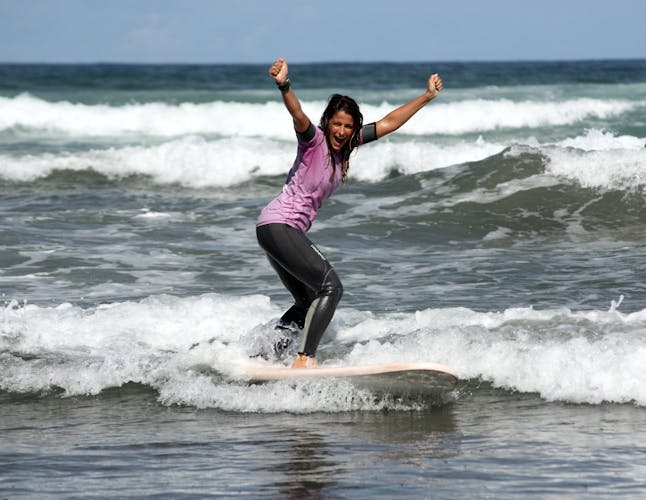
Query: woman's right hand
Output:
[[269, 58, 289, 85], [268, 57, 310, 132]]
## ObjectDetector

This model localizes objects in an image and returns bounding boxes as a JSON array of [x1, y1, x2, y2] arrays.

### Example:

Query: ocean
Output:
[[1, 60, 646, 497]]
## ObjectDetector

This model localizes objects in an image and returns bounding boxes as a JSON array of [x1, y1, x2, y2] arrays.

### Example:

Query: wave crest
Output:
[[1, 93, 640, 138], [2, 295, 646, 408]]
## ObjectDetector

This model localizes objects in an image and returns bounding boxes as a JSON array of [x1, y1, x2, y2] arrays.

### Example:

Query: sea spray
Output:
[[3, 295, 645, 408]]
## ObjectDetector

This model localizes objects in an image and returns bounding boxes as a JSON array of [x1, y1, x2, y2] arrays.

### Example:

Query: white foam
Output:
[[542, 129, 646, 190], [0, 134, 504, 187], [0, 93, 295, 139], [336, 304, 646, 406], [346, 97, 636, 135], [3, 294, 646, 409], [0, 135, 292, 187], [1, 93, 639, 139], [557, 128, 646, 151]]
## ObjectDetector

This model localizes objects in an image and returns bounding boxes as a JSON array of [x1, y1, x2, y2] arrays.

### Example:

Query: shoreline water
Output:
[[2, 383, 645, 498]]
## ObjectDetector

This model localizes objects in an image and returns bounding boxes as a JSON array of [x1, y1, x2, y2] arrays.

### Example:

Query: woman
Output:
[[257, 58, 443, 368]]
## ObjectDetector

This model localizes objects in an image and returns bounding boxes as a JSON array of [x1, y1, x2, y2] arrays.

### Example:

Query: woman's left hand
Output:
[[427, 73, 443, 99]]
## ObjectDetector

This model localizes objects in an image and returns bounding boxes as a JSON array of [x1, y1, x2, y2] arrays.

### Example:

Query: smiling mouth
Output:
[[332, 136, 345, 148]]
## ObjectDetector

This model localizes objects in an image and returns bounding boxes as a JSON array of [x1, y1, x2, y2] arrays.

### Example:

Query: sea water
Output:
[[1, 60, 646, 497]]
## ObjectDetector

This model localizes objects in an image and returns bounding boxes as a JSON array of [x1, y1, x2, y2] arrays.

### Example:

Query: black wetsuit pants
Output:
[[256, 223, 343, 357]]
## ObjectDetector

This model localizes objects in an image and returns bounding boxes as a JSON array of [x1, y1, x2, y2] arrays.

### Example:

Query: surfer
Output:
[[257, 58, 443, 368]]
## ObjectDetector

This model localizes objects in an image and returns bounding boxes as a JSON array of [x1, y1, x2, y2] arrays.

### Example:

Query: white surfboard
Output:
[[241, 362, 458, 397]]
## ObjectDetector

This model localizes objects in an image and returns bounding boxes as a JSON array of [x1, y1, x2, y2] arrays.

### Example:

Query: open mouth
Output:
[[332, 136, 345, 149]]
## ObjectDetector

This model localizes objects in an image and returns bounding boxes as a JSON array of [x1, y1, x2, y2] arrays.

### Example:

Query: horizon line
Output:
[[1, 57, 645, 66]]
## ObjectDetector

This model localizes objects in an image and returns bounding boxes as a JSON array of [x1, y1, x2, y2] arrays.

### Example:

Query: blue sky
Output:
[[1, 0, 644, 63]]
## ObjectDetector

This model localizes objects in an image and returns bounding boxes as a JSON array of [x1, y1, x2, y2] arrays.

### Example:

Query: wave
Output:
[[0, 136, 292, 187], [1, 93, 641, 139], [2, 293, 645, 410], [0, 134, 506, 187], [1, 128, 642, 195], [544, 130, 646, 190]]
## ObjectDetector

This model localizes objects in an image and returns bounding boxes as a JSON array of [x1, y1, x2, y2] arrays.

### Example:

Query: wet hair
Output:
[[319, 94, 363, 183]]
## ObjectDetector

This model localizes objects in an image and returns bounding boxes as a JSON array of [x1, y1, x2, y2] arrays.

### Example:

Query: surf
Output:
[[2, 294, 645, 409], [1, 128, 643, 190], [1, 91, 642, 139]]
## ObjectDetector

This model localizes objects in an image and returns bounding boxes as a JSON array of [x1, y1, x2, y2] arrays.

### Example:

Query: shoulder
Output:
[[360, 122, 378, 145], [296, 122, 318, 143]]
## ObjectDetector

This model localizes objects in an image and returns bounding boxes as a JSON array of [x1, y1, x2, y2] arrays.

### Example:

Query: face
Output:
[[327, 110, 355, 151]]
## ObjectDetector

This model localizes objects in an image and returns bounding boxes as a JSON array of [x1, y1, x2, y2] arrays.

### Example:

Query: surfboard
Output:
[[241, 362, 458, 397]]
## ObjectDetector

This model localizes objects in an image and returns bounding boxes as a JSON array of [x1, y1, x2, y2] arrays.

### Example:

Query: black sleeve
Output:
[[296, 121, 316, 142], [361, 122, 378, 144]]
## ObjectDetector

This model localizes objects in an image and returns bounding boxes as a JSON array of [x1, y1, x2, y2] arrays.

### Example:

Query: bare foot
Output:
[[292, 354, 318, 369]]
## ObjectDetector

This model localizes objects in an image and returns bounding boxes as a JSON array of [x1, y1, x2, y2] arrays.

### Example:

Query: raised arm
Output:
[[375, 73, 443, 138], [269, 58, 311, 133]]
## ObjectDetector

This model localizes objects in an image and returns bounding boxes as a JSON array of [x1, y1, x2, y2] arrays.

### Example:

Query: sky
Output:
[[0, 0, 644, 64]]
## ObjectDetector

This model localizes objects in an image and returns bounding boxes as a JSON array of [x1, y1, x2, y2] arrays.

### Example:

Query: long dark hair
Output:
[[319, 94, 363, 183]]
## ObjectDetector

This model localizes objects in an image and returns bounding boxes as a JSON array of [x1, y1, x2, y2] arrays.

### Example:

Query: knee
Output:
[[322, 269, 343, 301]]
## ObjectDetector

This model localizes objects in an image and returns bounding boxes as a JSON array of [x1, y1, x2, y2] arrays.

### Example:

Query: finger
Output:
[[271, 58, 283, 68], [432, 74, 443, 91]]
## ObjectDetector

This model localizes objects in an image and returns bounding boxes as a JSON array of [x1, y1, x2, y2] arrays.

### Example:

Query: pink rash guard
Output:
[[257, 122, 377, 232]]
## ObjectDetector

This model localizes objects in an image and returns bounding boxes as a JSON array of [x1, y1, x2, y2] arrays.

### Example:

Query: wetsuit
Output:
[[257, 121, 378, 356]]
